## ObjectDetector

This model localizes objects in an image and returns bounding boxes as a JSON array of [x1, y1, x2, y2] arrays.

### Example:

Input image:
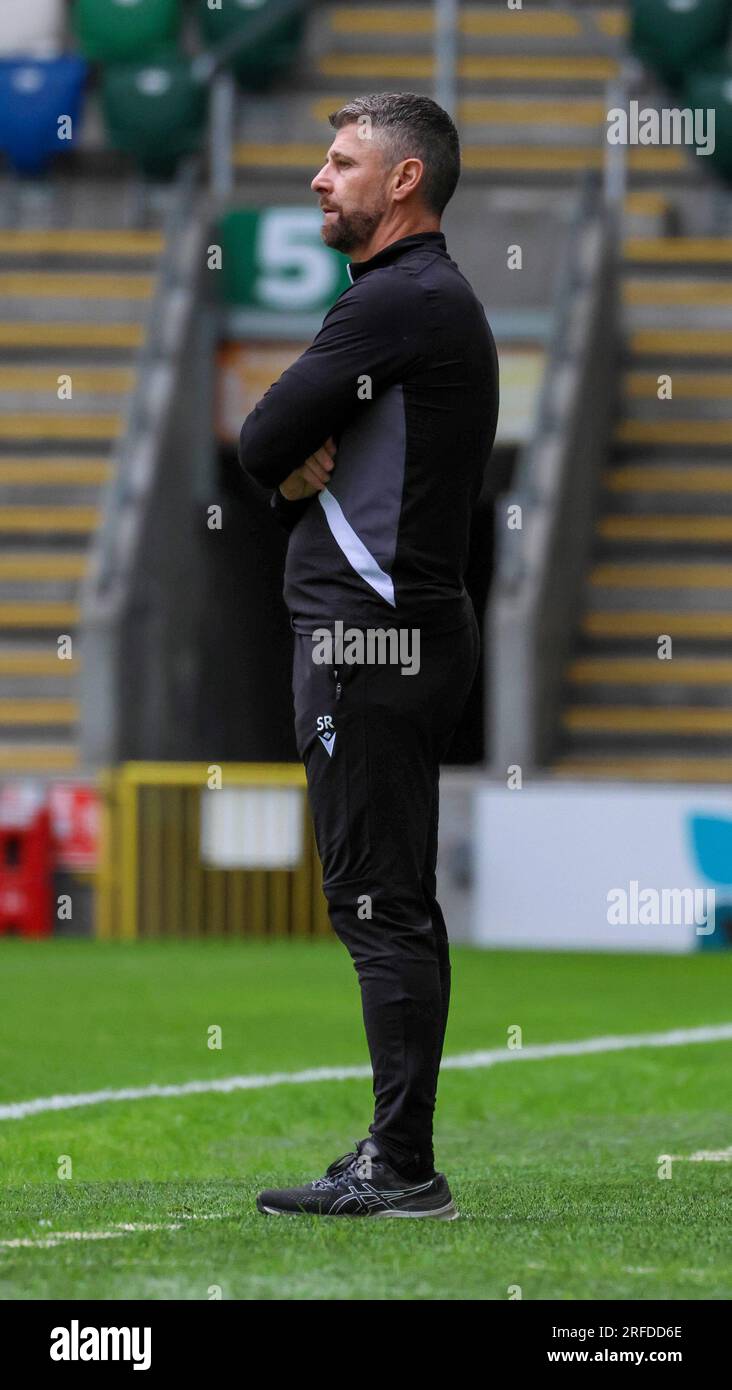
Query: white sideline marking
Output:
[[1, 1023, 730, 1123], [660, 1146, 732, 1163], [0, 1215, 227, 1251]]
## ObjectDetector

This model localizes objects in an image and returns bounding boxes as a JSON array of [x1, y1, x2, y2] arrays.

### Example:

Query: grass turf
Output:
[[0, 939, 730, 1300]]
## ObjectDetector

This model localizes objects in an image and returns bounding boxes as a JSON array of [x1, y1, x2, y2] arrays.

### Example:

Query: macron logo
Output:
[[318, 730, 336, 757], [50, 1321, 151, 1371]]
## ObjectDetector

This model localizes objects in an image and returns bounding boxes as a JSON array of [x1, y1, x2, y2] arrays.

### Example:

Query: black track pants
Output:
[[292, 611, 480, 1178]]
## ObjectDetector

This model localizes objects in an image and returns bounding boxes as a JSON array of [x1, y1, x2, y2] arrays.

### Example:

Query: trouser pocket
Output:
[[293, 638, 372, 882]]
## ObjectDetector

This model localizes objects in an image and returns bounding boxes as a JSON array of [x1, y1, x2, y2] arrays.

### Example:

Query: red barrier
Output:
[[0, 784, 53, 937]]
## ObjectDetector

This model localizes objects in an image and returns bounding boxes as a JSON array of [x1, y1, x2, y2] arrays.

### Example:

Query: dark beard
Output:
[[321, 204, 385, 255]]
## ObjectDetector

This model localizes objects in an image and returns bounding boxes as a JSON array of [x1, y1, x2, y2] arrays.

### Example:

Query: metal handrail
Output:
[[497, 169, 599, 592], [489, 171, 618, 772], [434, 0, 459, 118]]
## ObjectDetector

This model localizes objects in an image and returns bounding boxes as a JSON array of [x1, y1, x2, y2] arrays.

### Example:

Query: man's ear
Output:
[[393, 157, 424, 201]]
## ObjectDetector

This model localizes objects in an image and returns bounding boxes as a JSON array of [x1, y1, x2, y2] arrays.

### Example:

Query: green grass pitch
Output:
[[0, 938, 730, 1300]]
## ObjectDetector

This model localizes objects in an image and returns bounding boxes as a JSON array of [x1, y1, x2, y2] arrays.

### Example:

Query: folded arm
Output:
[[238, 271, 425, 491]]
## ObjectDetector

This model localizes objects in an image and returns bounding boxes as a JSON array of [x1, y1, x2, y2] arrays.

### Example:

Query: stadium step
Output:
[[239, 86, 618, 143], [569, 656, 732, 680], [0, 414, 122, 442], [0, 602, 81, 628], [606, 460, 732, 488], [622, 282, 732, 341], [0, 365, 136, 418], [0, 697, 78, 728], [614, 422, 732, 446], [0, 506, 100, 535], [313, 91, 609, 136], [0, 645, 80, 674], [623, 238, 732, 265], [322, 4, 625, 50], [588, 563, 732, 607], [0, 643, 79, 701], [0, 741, 79, 772], [580, 610, 732, 639], [0, 456, 113, 485], [617, 374, 732, 435], [602, 463, 732, 516], [0, 553, 87, 576], [627, 328, 732, 357], [234, 140, 687, 178], [0, 271, 154, 301], [624, 279, 732, 307], [563, 705, 732, 733], [567, 656, 732, 707], [597, 515, 732, 543], [316, 53, 619, 85], [0, 229, 164, 262], [0, 322, 145, 350], [0, 551, 88, 603]]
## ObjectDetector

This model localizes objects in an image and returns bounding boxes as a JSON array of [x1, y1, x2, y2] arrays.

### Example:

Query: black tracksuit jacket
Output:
[[238, 229, 499, 634]]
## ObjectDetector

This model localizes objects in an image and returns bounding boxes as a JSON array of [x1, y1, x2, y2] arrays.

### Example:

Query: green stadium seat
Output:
[[101, 58, 206, 177], [198, 0, 306, 91], [74, 0, 180, 64], [630, 0, 732, 87], [684, 58, 732, 181]]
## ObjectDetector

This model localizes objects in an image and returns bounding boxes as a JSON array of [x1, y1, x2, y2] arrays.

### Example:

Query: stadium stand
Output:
[[0, 214, 164, 774], [0, 0, 312, 790], [547, 3, 732, 781], [555, 228, 732, 782]]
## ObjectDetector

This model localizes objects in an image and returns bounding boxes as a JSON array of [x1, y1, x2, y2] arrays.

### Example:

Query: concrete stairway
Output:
[[0, 218, 164, 775], [556, 233, 732, 782], [233, 1, 694, 184]]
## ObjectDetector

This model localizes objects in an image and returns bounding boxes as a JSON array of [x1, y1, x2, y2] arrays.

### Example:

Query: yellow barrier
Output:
[[97, 763, 331, 941]]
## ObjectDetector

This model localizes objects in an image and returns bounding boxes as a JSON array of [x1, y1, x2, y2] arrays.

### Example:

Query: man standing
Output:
[[239, 93, 499, 1219]]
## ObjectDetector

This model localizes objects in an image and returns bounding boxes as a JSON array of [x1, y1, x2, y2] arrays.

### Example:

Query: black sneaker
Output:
[[256, 1137, 458, 1219]]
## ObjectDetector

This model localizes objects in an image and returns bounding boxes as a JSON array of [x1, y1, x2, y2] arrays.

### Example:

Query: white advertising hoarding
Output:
[[474, 782, 732, 953], [200, 786, 304, 870]]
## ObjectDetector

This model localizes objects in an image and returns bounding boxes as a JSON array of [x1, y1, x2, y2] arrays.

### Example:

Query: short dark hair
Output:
[[328, 92, 461, 216]]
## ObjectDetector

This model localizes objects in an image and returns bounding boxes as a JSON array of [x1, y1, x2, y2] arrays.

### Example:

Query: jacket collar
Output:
[[346, 230, 447, 283]]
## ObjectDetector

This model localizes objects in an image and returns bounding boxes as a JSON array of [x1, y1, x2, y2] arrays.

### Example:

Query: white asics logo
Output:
[[316, 714, 336, 757]]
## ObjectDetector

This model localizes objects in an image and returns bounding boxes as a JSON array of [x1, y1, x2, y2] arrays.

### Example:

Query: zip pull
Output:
[[333, 667, 342, 702]]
